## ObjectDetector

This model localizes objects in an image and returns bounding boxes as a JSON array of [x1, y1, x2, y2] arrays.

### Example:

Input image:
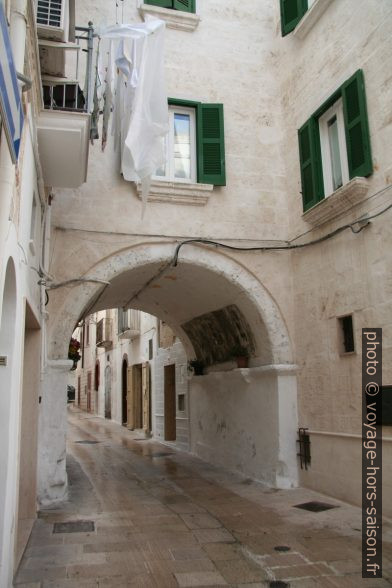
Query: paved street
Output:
[[15, 407, 392, 587]]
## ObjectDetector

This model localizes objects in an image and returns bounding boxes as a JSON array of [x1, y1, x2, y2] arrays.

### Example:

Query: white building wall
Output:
[[277, 0, 392, 512], [0, 1, 47, 581], [26, 0, 392, 522]]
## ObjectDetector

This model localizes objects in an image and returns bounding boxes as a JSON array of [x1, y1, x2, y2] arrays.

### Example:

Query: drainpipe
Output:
[[0, 0, 28, 263]]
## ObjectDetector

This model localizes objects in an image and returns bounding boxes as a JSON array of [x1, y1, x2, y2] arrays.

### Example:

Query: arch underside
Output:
[[48, 242, 292, 367]]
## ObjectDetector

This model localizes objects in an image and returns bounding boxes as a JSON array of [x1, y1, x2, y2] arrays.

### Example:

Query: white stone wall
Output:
[[0, 3, 47, 580], [276, 0, 392, 513], [42, 0, 392, 516]]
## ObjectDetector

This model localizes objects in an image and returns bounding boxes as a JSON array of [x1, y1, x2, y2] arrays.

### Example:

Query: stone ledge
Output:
[[138, 4, 200, 31], [302, 177, 370, 226], [293, 0, 334, 40], [136, 180, 213, 206]]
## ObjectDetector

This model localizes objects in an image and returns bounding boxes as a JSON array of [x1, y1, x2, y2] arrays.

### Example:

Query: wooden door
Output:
[[164, 364, 176, 441], [105, 365, 111, 419], [142, 362, 151, 433], [127, 366, 135, 429], [134, 365, 143, 429]]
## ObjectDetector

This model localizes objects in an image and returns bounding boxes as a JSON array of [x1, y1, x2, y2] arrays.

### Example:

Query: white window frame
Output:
[[318, 98, 349, 197], [154, 105, 197, 184]]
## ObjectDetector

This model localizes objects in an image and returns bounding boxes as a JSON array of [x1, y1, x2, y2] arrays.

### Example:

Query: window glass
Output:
[[174, 113, 191, 180], [318, 99, 349, 197], [327, 115, 343, 191]]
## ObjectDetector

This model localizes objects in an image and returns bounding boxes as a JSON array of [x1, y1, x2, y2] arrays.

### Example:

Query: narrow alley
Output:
[[15, 408, 392, 587]]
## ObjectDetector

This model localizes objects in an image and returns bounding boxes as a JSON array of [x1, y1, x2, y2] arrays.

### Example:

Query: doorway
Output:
[[15, 303, 40, 570], [122, 357, 128, 425], [164, 364, 176, 441], [127, 363, 150, 432], [104, 365, 112, 419], [0, 259, 17, 578]]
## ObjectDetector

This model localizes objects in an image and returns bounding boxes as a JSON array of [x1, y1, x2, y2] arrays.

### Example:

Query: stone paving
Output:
[[15, 407, 392, 587]]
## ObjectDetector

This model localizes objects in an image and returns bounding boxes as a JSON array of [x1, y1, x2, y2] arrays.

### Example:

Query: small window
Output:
[[144, 0, 195, 14], [149, 339, 153, 360], [87, 371, 92, 390], [379, 386, 392, 427], [86, 323, 90, 346], [178, 394, 185, 412], [338, 315, 355, 354]]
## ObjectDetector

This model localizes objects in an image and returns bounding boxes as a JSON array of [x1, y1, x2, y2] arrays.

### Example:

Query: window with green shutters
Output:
[[298, 70, 372, 212], [280, 0, 308, 36], [144, 0, 195, 13], [154, 99, 225, 186]]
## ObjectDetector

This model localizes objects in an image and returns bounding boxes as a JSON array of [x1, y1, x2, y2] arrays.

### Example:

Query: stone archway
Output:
[[47, 242, 293, 365], [39, 242, 298, 504]]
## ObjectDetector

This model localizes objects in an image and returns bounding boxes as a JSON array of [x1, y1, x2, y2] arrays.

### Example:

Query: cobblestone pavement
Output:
[[15, 407, 392, 587]]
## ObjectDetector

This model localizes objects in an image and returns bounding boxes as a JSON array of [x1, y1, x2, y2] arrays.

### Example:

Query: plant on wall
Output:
[[68, 337, 81, 370], [188, 359, 205, 376], [230, 344, 249, 368]]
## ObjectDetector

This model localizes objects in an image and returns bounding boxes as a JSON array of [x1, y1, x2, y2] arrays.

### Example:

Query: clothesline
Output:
[[90, 17, 169, 215]]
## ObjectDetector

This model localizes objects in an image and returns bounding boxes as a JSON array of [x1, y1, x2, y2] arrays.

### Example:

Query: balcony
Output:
[[36, 14, 92, 189], [118, 309, 141, 340], [96, 318, 113, 348]]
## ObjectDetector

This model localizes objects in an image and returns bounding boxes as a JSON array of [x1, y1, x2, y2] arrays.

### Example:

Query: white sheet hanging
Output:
[[96, 18, 168, 213]]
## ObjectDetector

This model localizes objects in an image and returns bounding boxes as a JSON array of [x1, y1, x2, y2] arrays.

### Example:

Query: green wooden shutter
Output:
[[342, 69, 373, 178], [145, 0, 172, 8], [280, 0, 307, 36], [173, 0, 195, 12], [298, 117, 324, 211], [197, 104, 226, 186]]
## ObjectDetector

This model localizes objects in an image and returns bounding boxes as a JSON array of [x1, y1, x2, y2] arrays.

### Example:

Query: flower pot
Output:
[[235, 356, 249, 369]]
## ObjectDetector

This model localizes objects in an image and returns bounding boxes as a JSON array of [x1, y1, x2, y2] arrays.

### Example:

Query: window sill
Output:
[[138, 4, 200, 31], [302, 177, 370, 226], [293, 0, 334, 40], [136, 180, 213, 206]]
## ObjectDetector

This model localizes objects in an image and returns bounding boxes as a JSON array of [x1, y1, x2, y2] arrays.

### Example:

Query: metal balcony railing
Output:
[[42, 23, 94, 113], [96, 318, 113, 348]]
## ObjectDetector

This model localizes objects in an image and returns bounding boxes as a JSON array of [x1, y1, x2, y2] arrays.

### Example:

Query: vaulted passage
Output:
[[40, 243, 298, 506]]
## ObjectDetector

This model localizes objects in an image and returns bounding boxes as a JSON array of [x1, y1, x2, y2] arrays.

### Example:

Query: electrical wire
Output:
[[44, 278, 111, 290], [172, 201, 392, 266]]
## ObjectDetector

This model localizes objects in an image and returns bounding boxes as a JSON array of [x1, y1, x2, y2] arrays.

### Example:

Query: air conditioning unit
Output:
[[36, 0, 70, 42], [96, 318, 113, 348]]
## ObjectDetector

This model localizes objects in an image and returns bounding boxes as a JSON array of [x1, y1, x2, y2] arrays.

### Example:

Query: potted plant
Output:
[[230, 344, 249, 369], [189, 359, 205, 376], [68, 337, 81, 370]]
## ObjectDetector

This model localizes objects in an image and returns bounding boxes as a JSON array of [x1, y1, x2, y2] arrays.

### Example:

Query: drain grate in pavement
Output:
[[75, 440, 100, 444], [53, 520, 95, 534], [150, 452, 173, 458], [269, 582, 290, 588], [274, 545, 291, 552], [294, 500, 338, 512]]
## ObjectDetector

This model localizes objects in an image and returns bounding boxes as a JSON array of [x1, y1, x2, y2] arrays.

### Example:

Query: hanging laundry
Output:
[[96, 17, 168, 214], [90, 39, 101, 142]]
